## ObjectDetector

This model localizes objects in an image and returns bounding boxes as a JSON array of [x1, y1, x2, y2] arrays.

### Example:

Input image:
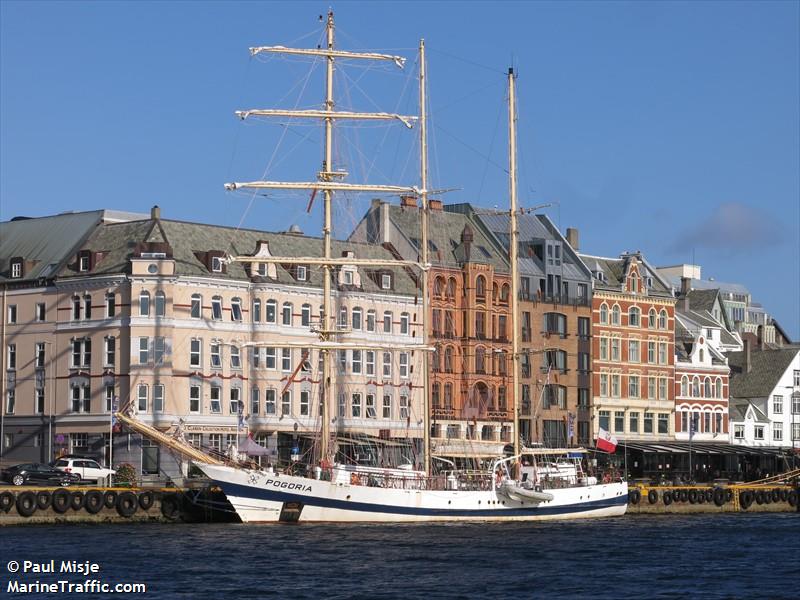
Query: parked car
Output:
[[52, 457, 116, 483], [2, 463, 81, 487]]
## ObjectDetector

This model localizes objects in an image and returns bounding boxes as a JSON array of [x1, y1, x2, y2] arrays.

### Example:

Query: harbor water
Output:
[[2, 514, 798, 599]]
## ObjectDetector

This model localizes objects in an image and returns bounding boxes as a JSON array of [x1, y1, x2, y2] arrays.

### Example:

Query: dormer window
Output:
[[381, 273, 392, 290], [211, 256, 223, 273], [10, 259, 22, 279], [257, 263, 267, 277], [78, 252, 90, 272], [296, 265, 307, 281], [344, 270, 353, 285]]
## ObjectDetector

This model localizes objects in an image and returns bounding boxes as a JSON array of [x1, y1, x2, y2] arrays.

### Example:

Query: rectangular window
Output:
[[266, 301, 276, 323], [773, 422, 782, 441], [366, 351, 375, 376], [647, 341, 656, 364], [281, 391, 291, 416], [209, 434, 222, 452], [610, 338, 620, 362], [599, 374, 609, 397], [36, 388, 46, 414], [628, 375, 640, 399], [265, 389, 276, 415], [794, 394, 800, 415], [400, 313, 410, 335], [578, 388, 589, 408], [281, 348, 291, 372], [104, 337, 115, 367], [367, 311, 376, 332], [598, 410, 610, 431], [648, 377, 656, 400], [253, 300, 261, 323], [734, 425, 744, 440], [36, 303, 46, 321], [338, 350, 347, 374], [228, 388, 241, 415], [210, 386, 221, 413], [754, 425, 764, 440], [629, 340, 640, 363], [153, 384, 164, 412], [211, 297, 223, 320], [399, 353, 409, 378], [794, 370, 800, 387], [296, 265, 307, 281], [230, 346, 241, 369], [773, 395, 783, 414], [139, 337, 149, 364], [629, 411, 639, 433], [792, 423, 800, 441], [658, 413, 669, 434], [191, 295, 201, 319], [154, 336, 165, 365], [382, 394, 391, 418], [231, 300, 242, 322], [265, 347, 277, 369], [352, 350, 362, 374], [383, 311, 392, 333], [6, 390, 16, 414], [7, 304, 17, 324], [338, 393, 346, 418], [644, 412, 654, 434], [381, 274, 392, 289], [382, 352, 392, 378], [578, 352, 589, 372], [300, 391, 310, 416], [399, 394, 409, 419], [611, 374, 621, 398], [659, 378, 668, 400], [351, 393, 362, 418], [614, 411, 624, 433], [137, 384, 148, 412], [366, 394, 377, 418], [715, 413, 722, 434], [599, 337, 608, 361], [190, 339, 201, 368], [658, 342, 668, 365], [282, 304, 292, 326], [6, 344, 16, 370], [577, 317, 590, 338], [210, 342, 222, 369], [189, 385, 200, 413]]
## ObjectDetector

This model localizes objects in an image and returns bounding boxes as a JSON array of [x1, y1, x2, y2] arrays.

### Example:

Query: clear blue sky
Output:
[[2, 1, 798, 338]]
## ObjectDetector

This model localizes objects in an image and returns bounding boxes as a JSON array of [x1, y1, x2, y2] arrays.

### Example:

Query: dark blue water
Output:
[[2, 515, 799, 599]]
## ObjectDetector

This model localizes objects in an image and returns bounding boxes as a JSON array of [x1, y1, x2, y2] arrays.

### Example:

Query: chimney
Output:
[[566, 227, 579, 251], [429, 199, 443, 211], [743, 338, 751, 373], [151, 205, 161, 220], [400, 195, 417, 208], [680, 276, 691, 312], [460, 224, 473, 261], [756, 324, 764, 349]]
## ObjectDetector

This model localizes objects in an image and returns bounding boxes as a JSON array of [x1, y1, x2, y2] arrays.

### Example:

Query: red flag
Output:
[[596, 427, 618, 453]]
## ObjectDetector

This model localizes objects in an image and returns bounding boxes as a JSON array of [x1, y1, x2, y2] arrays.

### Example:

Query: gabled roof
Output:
[[728, 347, 800, 399], [685, 288, 719, 314], [0, 210, 144, 282], [577, 251, 673, 298], [59, 217, 421, 296]]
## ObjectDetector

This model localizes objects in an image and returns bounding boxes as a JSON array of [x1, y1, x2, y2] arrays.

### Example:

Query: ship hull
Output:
[[200, 464, 628, 523]]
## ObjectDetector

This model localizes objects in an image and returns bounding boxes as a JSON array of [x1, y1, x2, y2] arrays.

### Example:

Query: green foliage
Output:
[[113, 463, 138, 486]]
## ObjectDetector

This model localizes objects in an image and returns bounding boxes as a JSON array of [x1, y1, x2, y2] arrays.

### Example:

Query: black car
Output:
[[2, 463, 81, 487]]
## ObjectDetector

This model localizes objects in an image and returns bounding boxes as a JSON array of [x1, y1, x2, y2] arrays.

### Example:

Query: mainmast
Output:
[[508, 68, 521, 464], [224, 11, 422, 467], [419, 39, 431, 476]]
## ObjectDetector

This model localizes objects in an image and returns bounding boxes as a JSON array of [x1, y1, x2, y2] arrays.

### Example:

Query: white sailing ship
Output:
[[197, 12, 628, 523]]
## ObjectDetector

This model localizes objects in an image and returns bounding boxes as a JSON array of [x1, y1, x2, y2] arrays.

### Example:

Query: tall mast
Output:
[[508, 67, 521, 463], [419, 39, 431, 476], [320, 11, 336, 465]]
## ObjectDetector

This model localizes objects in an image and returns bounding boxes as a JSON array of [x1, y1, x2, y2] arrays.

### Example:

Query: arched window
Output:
[[400, 312, 410, 335], [139, 291, 150, 316], [444, 383, 453, 408], [230, 297, 242, 321], [191, 294, 202, 319], [500, 283, 510, 303], [475, 275, 486, 300], [431, 382, 441, 406], [599, 303, 609, 325], [301, 304, 312, 327], [211, 296, 223, 320], [704, 378, 712, 398], [282, 302, 292, 326], [444, 346, 454, 373], [351, 307, 362, 330], [252, 298, 261, 322], [431, 347, 441, 373], [699, 348, 704, 362], [611, 304, 621, 326], [366, 309, 376, 332], [492, 282, 499, 302], [383, 311, 393, 333], [692, 376, 700, 398], [338, 307, 348, 328], [475, 347, 486, 374], [629, 272, 639, 293], [447, 277, 457, 299], [648, 308, 656, 328], [715, 378, 722, 398], [154, 291, 166, 317], [659, 309, 668, 330], [681, 376, 689, 397], [265, 299, 277, 323], [628, 306, 641, 327], [434, 276, 445, 298]]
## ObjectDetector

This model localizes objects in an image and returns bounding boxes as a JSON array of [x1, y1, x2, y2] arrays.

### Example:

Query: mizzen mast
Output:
[[508, 68, 521, 466], [419, 39, 431, 476]]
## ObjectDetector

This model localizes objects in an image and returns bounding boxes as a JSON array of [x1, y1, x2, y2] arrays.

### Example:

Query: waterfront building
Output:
[[728, 342, 800, 451], [467, 209, 593, 447], [577, 252, 677, 447], [350, 198, 514, 459], [0, 207, 425, 478]]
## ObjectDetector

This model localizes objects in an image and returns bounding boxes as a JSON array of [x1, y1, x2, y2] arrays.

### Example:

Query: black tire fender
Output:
[[663, 491, 673, 506], [788, 491, 798, 507], [688, 490, 698, 504], [116, 492, 138, 518], [103, 490, 118, 509], [739, 490, 753, 510], [16, 491, 37, 517], [51, 489, 71, 514], [713, 488, 725, 507], [0, 491, 14, 513], [680, 489, 688, 503], [647, 490, 658, 505], [84, 490, 104, 514], [779, 489, 788, 502], [138, 491, 154, 511], [70, 491, 85, 511], [160, 494, 180, 519], [36, 491, 52, 510], [771, 489, 780, 503], [755, 491, 765, 505]]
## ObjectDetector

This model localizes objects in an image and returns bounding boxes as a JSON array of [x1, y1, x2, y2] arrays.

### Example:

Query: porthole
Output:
[[147, 264, 158, 274]]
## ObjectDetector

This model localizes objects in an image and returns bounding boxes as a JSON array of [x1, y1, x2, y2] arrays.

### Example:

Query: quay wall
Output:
[[628, 485, 799, 514]]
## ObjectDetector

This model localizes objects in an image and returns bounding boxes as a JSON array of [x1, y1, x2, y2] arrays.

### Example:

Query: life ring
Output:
[[647, 490, 658, 505], [0, 491, 14, 513], [755, 491, 765, 505], [70, 491, 85, 511], [788, 491, 798, 507], [84, 491, 104, 514], [16, 492, 37, 518], [739, 491, 753, 510], [36, 491, 52, 510], [628, 489, 641, 505], [51, 489, 71, 514], [160, 495, 180, 520], [116, 492, 138, 517], [688, 490, 698, 504], [663, 491, 673, 506], [104, 491, 118, 509], [713, 488, 725, 507], [771, 489, 780, 503], [138, 491, 154, 511]]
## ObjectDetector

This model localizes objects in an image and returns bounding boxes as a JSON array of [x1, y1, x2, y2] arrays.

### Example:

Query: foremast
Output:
[[224, 12, 429, 469], [508, 68, 521, 466]]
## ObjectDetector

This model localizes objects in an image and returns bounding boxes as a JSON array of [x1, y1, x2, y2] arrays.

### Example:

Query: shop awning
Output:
[[618, 441, 790, 456]]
